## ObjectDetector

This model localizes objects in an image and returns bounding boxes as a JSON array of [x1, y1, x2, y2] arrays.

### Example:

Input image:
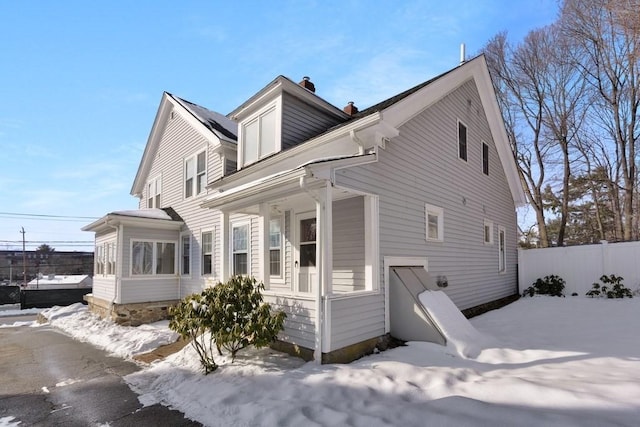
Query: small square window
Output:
[[425, 204, 444, 242]]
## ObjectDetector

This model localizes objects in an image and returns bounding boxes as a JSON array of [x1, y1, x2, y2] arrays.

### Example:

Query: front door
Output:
[[295, 212, 316, 293]]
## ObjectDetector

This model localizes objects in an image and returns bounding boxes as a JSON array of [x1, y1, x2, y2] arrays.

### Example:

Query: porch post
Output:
[[314, 181, 333, 361], [259, 203, 270, 289], [220, 211, 230, 282]]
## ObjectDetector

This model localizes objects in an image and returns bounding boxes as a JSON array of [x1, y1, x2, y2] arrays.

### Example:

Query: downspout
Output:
[[104, 218, 120, 309], [300, 173, 324, 364]]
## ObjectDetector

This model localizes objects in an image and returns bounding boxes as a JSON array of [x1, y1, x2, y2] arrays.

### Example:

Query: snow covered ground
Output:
[[1, 297, 639, 426]]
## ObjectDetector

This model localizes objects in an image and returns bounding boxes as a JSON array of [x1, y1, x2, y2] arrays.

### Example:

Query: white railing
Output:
[[518, 241, 640, 296]]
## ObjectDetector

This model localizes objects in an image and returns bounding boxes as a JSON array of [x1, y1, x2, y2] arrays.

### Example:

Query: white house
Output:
[[83, 55, 525, 363]]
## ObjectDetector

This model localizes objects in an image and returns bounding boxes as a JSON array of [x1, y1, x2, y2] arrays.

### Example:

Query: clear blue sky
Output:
[[0, 1, 557, 252]]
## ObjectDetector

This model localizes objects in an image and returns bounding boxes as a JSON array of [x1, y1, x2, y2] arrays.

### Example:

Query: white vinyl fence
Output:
[[518, 241, 640, 296]]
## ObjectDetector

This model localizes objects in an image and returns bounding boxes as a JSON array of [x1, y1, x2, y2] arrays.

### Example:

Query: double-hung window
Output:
[[484, 220, 494, 245], [425, 204, 444, 242], [147, 176, 161, 208], [181, 234, 191, 276], [498, 226, 506, 272], [95, 244, 104, 275], [131, 240, 175, 276], [242, 107, 277, 166], [458, 120, 468, 162], [232, 223, 249, 275], [106, 242, 116, 275], [201, 231, 213, 276], [269, 218, 282, 277], [482, 142, 489, 175], [185, 150, 206, 198]]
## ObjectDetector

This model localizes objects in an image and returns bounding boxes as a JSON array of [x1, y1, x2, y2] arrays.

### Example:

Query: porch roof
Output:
[[82, 208, 184, 233], [201, 153, 376, 212]]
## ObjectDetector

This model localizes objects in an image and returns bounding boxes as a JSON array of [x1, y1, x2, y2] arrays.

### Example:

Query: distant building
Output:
[[0, 250, 94, 284], [26, 274, 92, 290]]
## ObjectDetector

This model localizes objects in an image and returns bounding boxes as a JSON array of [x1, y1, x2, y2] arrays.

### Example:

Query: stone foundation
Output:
[[84, 294, 179, 326], [271, 334, 395, 364]]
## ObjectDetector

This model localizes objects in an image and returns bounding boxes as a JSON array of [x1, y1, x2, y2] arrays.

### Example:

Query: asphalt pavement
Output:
[[0, 323, 202, 426]]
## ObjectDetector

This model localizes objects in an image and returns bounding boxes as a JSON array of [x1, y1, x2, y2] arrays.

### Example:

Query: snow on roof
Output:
[[27, 275, 89, 286], [171, 94, 237, 142], [110, 209, 174, 221]]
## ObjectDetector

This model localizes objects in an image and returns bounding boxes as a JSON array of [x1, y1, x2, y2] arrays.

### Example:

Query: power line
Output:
[[0, 240, 94, 244], [0, 212, 100, 220]]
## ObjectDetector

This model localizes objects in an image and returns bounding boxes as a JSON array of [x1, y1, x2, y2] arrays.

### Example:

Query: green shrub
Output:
[[522, 275, 565, 297], [586, 274, 633, 299], [169, 276, 286, 374]]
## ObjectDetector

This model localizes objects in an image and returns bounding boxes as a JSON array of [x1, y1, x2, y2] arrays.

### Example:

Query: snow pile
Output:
[[40, 304, 179, 359], [417, 290, 493, 358], [124, 297, 640, 426], [5, 297, 640, 426]]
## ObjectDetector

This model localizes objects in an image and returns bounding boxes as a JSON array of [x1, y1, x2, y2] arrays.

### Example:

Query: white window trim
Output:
[[105, 241, 116, 276], [481, 141, 489, 176], [147, 175, 162, 208], [184, 148, 207, 199], [129, 239, 177, 277], [269, 216, 283, 279], [95, 244, 105, 276], [498, 226, 506, 273], [238, 98, 282, 169], [425, 203, 444, 242], [201, 230, 214, 277], [484, 219, 494, 245], [231, 221, 251, 276], [457, 119, 468, 162], [180, 233, 192, 277]]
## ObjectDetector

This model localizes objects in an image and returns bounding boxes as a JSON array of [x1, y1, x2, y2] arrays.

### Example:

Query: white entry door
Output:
[[295, 212, 317, 293]]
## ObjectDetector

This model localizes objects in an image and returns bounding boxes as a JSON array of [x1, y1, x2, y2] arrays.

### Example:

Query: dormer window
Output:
[[240, 100, 281, 168]]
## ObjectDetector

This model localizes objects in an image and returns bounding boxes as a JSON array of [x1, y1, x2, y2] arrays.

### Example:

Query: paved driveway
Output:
[[0, 324, 202, 426]]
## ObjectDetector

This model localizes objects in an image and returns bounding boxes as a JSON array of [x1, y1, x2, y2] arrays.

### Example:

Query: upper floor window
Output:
[[425, 204, 444, 242], [185, 150, 206, 199], [147, 176, 161, 208], [242, 106, 277, 167], [458, 120, 468, 162], [482, 142, 489, 175], [484, 220, 494, 245]]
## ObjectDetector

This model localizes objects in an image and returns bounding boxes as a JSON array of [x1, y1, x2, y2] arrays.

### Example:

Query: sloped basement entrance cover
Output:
[[389, 266, 447, 345]]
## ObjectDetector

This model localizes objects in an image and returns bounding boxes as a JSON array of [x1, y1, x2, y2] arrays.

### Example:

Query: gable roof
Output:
[[130, 92, 237, 198], [228, 75, 349, 122], [170, 94, 237, 142], [210, 55, 526, 206]]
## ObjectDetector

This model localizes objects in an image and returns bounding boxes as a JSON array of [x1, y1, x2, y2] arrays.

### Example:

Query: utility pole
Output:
[[21, 227, 26, 288]]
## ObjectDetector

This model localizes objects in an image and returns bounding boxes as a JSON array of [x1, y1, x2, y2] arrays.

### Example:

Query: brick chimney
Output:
[[343, 101, 358, 116], [299, 76, 315, 93]]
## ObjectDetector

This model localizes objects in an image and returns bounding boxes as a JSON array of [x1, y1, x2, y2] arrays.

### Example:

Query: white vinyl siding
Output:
[[333, 79, 518, 311], [332, 197, 366, 292]]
